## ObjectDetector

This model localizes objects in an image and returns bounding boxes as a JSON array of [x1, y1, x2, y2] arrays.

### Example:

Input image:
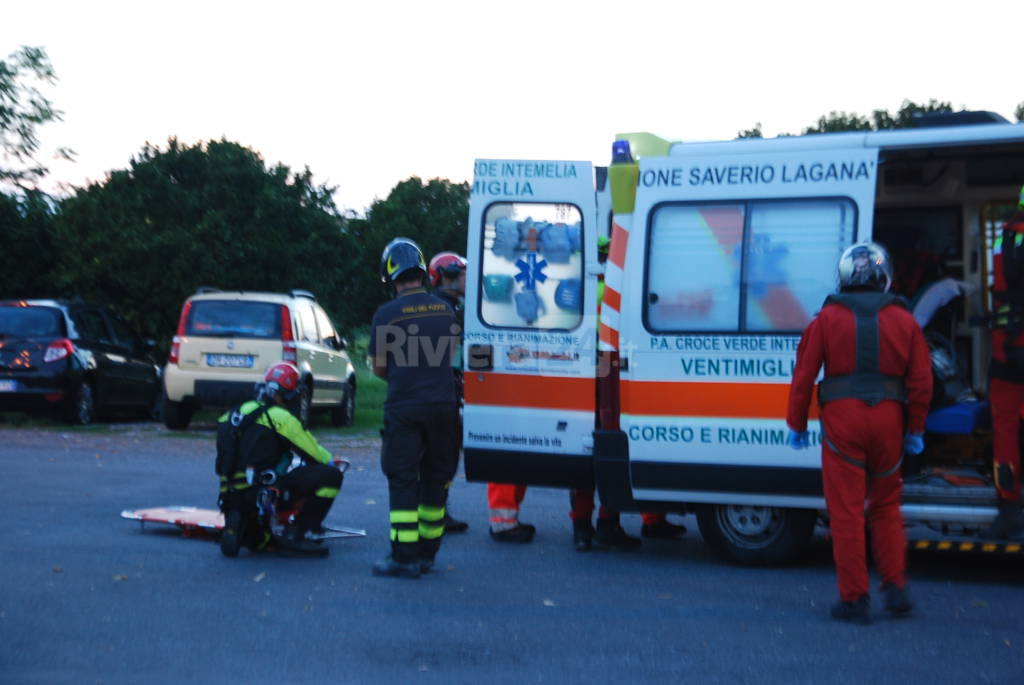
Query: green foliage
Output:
[[804, 99, 953, 134], [0, 46, 72, 187], [736, 123, 763, 139], [51, 138, 356, 344], [0, 190, 58, 296], [741, 99, 961, 139], [803, 111, 873, 134], [1016, 101, 1024, 122], [342, 177, 469, 328]]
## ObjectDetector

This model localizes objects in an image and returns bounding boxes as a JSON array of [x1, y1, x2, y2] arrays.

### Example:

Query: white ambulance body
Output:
[[463, 121, 1024, 563]]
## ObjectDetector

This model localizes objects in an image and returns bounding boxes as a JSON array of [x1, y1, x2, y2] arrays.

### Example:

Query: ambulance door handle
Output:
[[468, 344, 493, 372], [648, 293, 659, 304]]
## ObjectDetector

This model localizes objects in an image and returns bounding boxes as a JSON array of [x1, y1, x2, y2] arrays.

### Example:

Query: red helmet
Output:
[[429, 252, 467, 287], [264, 362, 300, 395]]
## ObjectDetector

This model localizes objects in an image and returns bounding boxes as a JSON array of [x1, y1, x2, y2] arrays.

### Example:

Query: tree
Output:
[[0, 46, 72, 187], [0, 190, 58, 295], [740, 99, 960, 139], [803, 111, 873, 134], [52, 138, 355, 344], [1016, 101, 1024, 123], [342, 177, 469, 329], [736, 123, 763, 139]]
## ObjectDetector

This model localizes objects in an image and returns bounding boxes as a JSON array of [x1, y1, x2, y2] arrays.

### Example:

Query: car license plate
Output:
[[0, 379, 16, 392], [206, 354, 254, 368]]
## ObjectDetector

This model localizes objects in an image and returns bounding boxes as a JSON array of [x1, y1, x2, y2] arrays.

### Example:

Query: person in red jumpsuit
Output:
[[787, 242, 932, 624], [984, 185, 1024, 539]]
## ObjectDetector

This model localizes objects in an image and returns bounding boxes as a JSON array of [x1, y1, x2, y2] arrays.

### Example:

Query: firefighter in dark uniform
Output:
[[370, 238, 460, 578], [787, 243, 932, 624], [217, 362, 344, 558], [428, 251, 469, 533]]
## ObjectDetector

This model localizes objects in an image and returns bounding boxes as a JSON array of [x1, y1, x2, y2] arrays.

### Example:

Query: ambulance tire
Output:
[[697, 504, 816, 565]]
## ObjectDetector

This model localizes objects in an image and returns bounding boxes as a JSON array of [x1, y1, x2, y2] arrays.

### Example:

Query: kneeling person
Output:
[[216, 362, 343, 557]]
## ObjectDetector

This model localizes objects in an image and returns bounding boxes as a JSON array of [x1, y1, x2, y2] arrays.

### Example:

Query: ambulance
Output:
[[462, 116, 1024, 563]]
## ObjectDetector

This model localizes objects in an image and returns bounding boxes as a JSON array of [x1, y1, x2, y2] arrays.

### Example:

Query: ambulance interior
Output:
[[871, 138, 1024, 510]]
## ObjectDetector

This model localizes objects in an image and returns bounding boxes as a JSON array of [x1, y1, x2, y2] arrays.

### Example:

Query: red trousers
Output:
[[568, 489, 664, 526], [821, 399, 907, 602], [488, 483, 527, 531], [989, 377, 1023, 501]]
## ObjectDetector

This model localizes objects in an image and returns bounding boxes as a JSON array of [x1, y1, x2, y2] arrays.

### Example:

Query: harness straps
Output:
[[817, 292, 907, 406], [222, 403, 271, 484]]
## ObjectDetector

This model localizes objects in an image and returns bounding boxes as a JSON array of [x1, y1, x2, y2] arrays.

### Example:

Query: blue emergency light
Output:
[[611, 140, 633, 164]]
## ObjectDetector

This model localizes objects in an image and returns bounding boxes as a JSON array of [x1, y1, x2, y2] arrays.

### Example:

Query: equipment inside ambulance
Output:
[[463, 119, 1024, 564]]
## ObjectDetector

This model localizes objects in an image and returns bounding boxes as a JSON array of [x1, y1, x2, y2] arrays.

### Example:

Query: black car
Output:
[[0, 300, 162, 424]]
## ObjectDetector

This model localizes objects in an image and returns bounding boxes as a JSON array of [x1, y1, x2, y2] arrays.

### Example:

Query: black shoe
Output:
[[220, 510, 244, 557], [443, 512, 469, 533], [882, 584, 913, 617], [418, 558, 435, 574], [372, 555, 421, 579], [573, 521, 595, 552], [594, 522, 642, 550], [830, 596, 872, 625], [490, 523, 536, 543], [641, 519, 687, 539], [276, 525, 329, 557], [982, 501, 1024, 540]]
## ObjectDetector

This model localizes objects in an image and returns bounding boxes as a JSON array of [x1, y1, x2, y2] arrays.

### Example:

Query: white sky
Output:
[[4, 0, 1022, 214]]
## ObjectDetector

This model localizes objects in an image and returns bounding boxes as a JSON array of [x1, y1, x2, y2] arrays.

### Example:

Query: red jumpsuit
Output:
[[788, 295, 931, 602], [988, 211, 1024, 502]]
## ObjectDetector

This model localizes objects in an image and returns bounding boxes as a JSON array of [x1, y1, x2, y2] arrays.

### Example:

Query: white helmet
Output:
[[837, 242, 892, 292]]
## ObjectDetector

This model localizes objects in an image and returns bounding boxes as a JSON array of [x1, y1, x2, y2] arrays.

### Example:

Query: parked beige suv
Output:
[[162, 288, 356, 430]]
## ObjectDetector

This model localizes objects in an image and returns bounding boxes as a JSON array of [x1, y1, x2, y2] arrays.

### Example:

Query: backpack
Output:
[[215, 403, 270, 479]]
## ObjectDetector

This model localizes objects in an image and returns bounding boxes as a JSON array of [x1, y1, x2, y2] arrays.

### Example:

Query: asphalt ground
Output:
[[2, 420, 1023, 684]]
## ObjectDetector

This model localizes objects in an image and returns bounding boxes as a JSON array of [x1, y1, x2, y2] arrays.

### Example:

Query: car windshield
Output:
[[187, 301, 281, 339], [0, 306, 64, 338]]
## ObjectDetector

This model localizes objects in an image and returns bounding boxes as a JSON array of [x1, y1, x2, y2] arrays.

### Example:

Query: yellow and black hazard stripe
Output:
[[909, 539, 1023, 554]]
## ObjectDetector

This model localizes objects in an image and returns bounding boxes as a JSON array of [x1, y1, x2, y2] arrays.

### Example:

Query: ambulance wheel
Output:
[[697, 504, 815, 565]]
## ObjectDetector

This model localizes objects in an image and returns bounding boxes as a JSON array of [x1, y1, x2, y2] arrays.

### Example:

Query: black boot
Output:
[[490, 523, 536, 543], [982, 500, 1024, 540], [830, 596, 872, 625], [573, 521, 595, 552], [372, 555, 421, 579], [276, 524, 329, 557], [443, 511, 469, 533], [594, 520, 641, 550], [882, 584, 913, 617], [220, 510, 244, 557]]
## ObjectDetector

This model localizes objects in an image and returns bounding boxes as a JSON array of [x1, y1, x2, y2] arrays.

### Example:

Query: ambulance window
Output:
[[743, 199, 855, 332], [646, 198, 855, 332], [647, 204, 744, 331], [479, 202, 584, 330]]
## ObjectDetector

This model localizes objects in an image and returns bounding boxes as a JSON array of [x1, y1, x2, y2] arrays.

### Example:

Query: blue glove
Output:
[[904, 433, 925, 456], [787, 429, 810, 450]]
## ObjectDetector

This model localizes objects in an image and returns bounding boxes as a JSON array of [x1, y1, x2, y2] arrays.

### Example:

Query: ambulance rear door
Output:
[[619, 144, 879, 509], [463, 159, 600, 487]]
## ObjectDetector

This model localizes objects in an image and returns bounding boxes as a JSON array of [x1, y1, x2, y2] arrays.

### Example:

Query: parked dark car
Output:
[[0, 300, 162, 424]]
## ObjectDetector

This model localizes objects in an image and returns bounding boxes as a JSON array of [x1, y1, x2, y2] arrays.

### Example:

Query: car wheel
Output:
[[330, 383, 355, 427], [65, 381, 95, 426], [696, 504, 816, 565], [163, 394, 193, 430], [297, 383, 311, 428]]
